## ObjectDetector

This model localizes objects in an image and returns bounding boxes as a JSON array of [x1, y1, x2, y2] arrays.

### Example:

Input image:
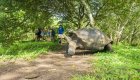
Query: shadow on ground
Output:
[[0, 51, 93, 80], [0, 41, 94, 80]]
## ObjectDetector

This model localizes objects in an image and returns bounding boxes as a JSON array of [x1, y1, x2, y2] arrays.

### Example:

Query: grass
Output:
[[0, 41, 61, 61], [71, 43, 140, 80], [0, 41, 140, 79]]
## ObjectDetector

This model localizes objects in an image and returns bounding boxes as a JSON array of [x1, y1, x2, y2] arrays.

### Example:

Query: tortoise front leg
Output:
[[65, 41, 77, 57]]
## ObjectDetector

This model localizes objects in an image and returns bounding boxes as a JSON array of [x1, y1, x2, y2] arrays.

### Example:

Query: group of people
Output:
[[35, 25, 64, 44]]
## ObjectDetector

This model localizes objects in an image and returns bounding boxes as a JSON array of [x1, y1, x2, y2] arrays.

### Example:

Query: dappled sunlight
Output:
[[0, 73, 20, 80], [17, 66, 38, 73], [0, 50, 93, 80]]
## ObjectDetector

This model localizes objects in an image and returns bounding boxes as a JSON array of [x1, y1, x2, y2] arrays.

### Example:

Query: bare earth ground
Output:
[[0, 50, 93, 80]]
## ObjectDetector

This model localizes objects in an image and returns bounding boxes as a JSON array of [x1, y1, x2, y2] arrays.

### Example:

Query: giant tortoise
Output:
[[64, 28, 113, 57]]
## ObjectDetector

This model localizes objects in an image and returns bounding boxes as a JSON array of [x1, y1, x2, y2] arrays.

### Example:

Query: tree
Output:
[[0, 0, 140, 46]]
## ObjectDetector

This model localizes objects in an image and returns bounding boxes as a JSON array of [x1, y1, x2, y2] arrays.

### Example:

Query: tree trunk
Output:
[[81, 0, 95, 27], [115, 20, 128, 44]]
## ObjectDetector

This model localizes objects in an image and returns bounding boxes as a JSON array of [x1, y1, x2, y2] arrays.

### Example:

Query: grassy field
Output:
[[72, 43, 140, 80], [0, 41, 61, 61]]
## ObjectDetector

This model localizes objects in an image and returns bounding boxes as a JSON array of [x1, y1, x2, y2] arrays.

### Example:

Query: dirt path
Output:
[[0, 50, 93, 80]]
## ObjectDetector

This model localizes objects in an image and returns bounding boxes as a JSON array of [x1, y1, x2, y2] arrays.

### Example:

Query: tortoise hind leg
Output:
[[104, 43, 113, 52]]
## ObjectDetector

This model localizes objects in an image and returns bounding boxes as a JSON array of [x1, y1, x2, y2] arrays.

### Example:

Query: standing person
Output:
[[51, 28, 56, 42], [47, 29, 51, 41], [41, 28, 45, 40], [35, 28, 42, 41], [58, 25, 64, 44], [43, 28, 48, 40]]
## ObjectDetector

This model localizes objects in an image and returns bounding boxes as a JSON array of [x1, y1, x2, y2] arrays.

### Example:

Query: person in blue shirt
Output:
[[58, 25, 64, 44]]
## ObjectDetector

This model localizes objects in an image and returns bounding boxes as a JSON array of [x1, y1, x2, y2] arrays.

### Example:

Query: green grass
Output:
[[71, 43, 140, 80], [0, 41, 61, 61], [0, 41, 140, 79]]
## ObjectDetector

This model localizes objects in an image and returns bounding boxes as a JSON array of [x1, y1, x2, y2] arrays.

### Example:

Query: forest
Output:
[[0, 0, 140, 80]]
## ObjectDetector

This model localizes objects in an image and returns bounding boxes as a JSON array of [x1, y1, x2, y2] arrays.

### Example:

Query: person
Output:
[[43, 28, 48, 40], [41, 28, 46, 40], [58, 25, 64, 44], [50, 29, 56, 42], [46, 29, 51, 41], [35, 28, 42, 41]]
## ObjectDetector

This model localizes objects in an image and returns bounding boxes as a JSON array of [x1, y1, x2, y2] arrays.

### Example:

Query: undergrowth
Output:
[[0, 41, 61, 61]]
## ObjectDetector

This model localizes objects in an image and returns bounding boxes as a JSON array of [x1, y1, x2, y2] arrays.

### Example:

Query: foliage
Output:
[[95, 0, 140, 45], [71, 44, 140, 80], [0, 41, 61, 61], [0, 0, 53, 46], [0, 0, 140, 46]]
